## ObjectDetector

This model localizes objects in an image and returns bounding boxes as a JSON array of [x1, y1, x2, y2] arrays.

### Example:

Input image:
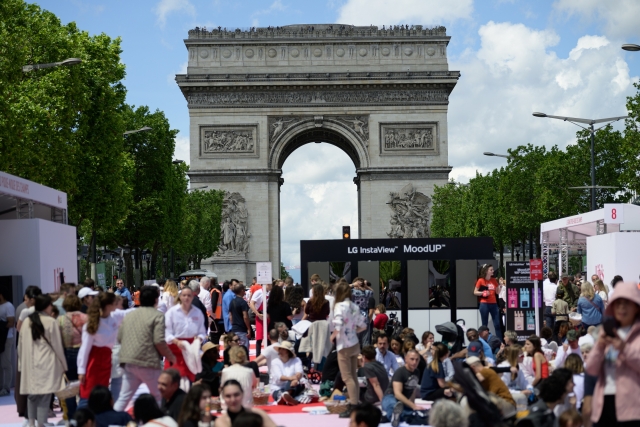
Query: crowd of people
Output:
[[0, 268, 638, 427]]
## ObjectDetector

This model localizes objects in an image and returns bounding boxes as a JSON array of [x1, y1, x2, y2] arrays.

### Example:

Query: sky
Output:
[[35, 0, 640, 268]]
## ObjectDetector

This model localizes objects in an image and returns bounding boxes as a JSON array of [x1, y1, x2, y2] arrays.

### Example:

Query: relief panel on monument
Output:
[[388, 184, 431, 239], [214, 191, 250, 259], [379, 122, 438, 156], [199, 124, 259, 158]]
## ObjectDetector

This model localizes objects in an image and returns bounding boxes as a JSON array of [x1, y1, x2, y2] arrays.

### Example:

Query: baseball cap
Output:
[[561, 273, 570, 279], [466, 356, 482, 366], [78, 288, 99, 300], [566, 329, 578, 342], [467, 341, 483, 357]]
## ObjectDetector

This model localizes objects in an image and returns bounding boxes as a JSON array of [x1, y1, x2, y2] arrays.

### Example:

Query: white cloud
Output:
[[173, 134, 190, 165], [154, 0, 195, 27], [167, 61, 187, 84], [553, 0, 640, 39], [280, 144, 357, 267], [448, 22, 638, 182], [251, 0, 287, 26], [336, 0, 473, 26]]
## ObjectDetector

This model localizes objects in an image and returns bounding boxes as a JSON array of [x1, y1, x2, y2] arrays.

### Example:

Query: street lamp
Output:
[[532, 112, 628, 211], [123, 126, 153, 136], [22, 57, 82, 73], [622, 44, 640, 52], [483, 152, 512, 160], [172, 159, 185, 164]]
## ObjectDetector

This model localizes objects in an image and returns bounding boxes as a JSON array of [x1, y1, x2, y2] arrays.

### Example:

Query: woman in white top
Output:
[[77, 292, 130, 403], [158, 279, 179, 313], [594, 279, 609, 308], [220, 346, 256, 408], [269, 341, 304, 405], [497, 345, 527, 391], [164, 286, 207, 383], [330, 280, 367, 409]]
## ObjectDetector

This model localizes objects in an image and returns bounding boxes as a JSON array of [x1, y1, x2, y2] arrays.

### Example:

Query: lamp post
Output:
[[483, 151, 512, 160], [532, 112, 628, 211], [22, 57, 82, 73], [622, 44, 640, 52], [123, 126, 153, 136]]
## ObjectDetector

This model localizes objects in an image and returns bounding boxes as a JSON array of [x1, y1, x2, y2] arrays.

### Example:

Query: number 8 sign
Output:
[[604, 204, 624, 224]]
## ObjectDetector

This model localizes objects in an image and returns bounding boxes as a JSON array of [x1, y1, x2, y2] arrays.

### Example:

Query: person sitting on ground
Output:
[[429, 399, 469, 427], [415, 331, 434, 363], [134, 394, 178, 427], [497, 345, 527, 391], [375, 333, 399, 376], [389, 335, 405, 367], [554, 329, 582, 369], [222, 332, 249, 367], [221, 346, 257, 408], [372, 304, 389, 332], [269, 341, 305, 405], [358, 345, 389, 405], [553, 321, 570, 346], [467, 356, 516, 417], [214, 380, 276, 427], [195, 342, 223, 397], [420, 342, 453, 401], [158, 368, 186, 421], [87, 385, 132, 427], [349, 403, 383, 427], [254, 329, 280, 369], [177, 384, 216, 427], [524, 335, 549, 387], [402, 339, 427, 382], [558, 409, 582, 427], [478, 325, 501, 356], [564, 354, 585, 411], [381, 349, 424, 427], [72, 408, 96, 427], [517, 374, 569, 427], [495, 329, 518, 363]]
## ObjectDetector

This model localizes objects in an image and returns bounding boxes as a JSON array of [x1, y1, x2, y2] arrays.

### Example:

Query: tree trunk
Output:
[[499, 241, 505, 278], [150, 241, 159, 280], [125, 247, 134, 289]]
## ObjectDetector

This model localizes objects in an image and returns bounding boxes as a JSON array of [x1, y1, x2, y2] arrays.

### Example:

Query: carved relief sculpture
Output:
[[268, 115, 369, 148], [379, 122, 438, 155], [338, 116, 369, 146], [199, 125, 258, 157], [215, 191, 250, 258], [387, 184, 431, 239]]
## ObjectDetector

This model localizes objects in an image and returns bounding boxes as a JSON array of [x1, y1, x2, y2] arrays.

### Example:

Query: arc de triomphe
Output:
[[176, 24, 459, 283]]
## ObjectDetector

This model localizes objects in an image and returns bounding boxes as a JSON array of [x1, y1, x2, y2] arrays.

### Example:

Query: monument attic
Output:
[[176, 24, 460, 283]]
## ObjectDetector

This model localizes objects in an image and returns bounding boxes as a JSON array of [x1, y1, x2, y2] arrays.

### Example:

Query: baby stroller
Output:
[[435, 321, 465, 355]]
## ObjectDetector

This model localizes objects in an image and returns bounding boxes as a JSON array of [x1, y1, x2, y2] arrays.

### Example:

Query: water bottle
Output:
[[333, 394, 346, 401], [526, 385, 535, 403]]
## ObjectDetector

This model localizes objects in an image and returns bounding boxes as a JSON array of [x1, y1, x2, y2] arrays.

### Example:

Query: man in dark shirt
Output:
[[158, 369, 186, 421], [358, 346, 389, 405], [381, 350, 423, 427], [229, 283, 252, 348]]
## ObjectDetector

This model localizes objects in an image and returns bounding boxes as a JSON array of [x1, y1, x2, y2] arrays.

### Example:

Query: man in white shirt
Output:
[[553, 329, 582, 369], [198, 277, 213, 315], [250, 281, 271, 357], [0, 289, 15, 396], [543, 272, 559, 330], [255, 329, 281, 370]]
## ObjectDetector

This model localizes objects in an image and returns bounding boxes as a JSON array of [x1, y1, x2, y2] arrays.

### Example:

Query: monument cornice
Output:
[[356, 166, 452, 181], [185, 24, 449, 42], [189, 169, 282, 183]]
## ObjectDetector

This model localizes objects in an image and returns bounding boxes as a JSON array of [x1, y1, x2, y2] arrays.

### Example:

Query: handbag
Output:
[[55, 374, 80, 400]]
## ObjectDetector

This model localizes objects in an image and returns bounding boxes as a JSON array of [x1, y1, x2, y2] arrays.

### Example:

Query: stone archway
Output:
[[177, 24, 458, 283]]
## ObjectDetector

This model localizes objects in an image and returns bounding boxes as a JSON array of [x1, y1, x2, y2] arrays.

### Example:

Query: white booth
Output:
[[0, 171, 78, 300], [540, 203, 640, 283]]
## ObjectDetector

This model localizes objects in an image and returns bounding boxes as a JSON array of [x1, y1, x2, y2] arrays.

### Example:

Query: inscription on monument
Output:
[[199, 125, 259, 158], [379, 122, 438, 155], [388, 184, 431, 239], [188, 89, 448, 108]]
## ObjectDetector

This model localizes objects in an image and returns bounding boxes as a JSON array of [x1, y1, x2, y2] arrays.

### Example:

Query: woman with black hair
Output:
[[71, 408, 96, 427], [133, 394, 177, 427], [87, 386, 131, 427], [16, 285, 43, 332], [177, 384, 215, 427], [285, 285, 305, 325], [15, 285, 42, 420], [267, 286, 292, 330], [213, 380, 276, 427], [18, 294, 67, 427]]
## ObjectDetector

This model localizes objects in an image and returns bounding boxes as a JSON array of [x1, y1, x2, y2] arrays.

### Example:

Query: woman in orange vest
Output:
[[133, 290, 140, 307]]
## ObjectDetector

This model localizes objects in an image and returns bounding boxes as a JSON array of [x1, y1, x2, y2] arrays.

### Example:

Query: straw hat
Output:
[[278, 340, 296, 357], [202, 342, 219, 353]]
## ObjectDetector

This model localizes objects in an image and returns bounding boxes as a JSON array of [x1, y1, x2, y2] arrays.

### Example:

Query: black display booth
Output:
[[300, 237, 496, 327]]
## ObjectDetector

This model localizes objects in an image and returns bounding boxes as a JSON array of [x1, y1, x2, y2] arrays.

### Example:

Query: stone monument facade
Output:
[[176, 24, 459, 283]]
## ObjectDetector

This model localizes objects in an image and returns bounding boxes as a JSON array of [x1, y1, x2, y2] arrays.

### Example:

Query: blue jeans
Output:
[[479, 303, 502, 339], [235, 331, 250, 349], [544, 306, 555, 330], [110, 376, 123, 403], [64, 348, 79, 419], [382, 394, 413, 421], [271, 381, 306, 401]]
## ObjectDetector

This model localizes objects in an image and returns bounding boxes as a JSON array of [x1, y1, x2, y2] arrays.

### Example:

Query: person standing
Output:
[[577, 282, 604, 329], [114, 279, 132, 308], [18, 294, 67, 427], [0, 289, 15, 396], [223, 279, 239, 333], [158, 280, 179, 314], [77, 293, 131, 406], [543, 272, 559, 330], [303, 284, 330, 322], [558, 274, 579, 310], [473, 264, 502, 339], [351, 278, 375, 347], [593, 280, 609, 309], [266, 285, 292, 330], [331, 281, 367, 417], [229, 284, 252, 349], [54, 283, 76, 316], [209, 280, 223, 343], [113, 286, 175, 411], [79, 287, 99, 314], [198, 277, 213, 317], [249, 281, 271, 357], [163, 286, 207, 384]]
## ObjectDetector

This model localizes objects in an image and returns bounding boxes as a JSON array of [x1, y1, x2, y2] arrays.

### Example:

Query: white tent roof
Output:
[[0, 170, 67, 211], [540, 203, 640, 243]]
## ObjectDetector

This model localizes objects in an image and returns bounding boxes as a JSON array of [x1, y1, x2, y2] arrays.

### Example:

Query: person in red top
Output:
[[473, 264, 502, 339], [249, 277, 262, 300], [373, 304, 389, 331]]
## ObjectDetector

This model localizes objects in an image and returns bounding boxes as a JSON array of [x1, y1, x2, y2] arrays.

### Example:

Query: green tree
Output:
[[280, 263, 290, 280], [177, 189, 225, 269]]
